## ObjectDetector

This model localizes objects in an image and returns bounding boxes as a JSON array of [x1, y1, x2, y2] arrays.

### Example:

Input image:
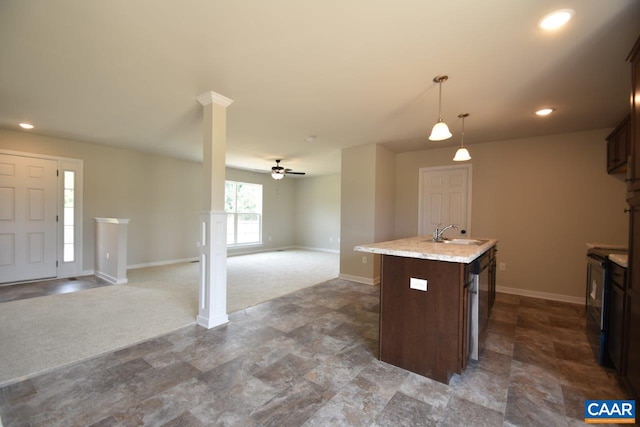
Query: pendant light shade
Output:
[[271, 171, 285, 180], [430, 119, 452, 141], [453, 113, 471, 162], [453, 147, 471, 162], [428, 75, 452, 141]]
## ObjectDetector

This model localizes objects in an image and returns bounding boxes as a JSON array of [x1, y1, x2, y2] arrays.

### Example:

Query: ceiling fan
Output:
[[271, 159, 306, 180]]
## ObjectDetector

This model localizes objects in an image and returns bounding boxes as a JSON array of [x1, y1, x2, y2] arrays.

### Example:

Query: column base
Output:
[[196, 313, 229, 329]]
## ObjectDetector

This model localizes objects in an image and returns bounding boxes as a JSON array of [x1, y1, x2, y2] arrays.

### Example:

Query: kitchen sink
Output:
[[441, 238, 487, 245]]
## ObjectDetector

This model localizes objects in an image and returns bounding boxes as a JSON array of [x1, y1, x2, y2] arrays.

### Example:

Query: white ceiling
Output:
[[1, 1, 639, 176]]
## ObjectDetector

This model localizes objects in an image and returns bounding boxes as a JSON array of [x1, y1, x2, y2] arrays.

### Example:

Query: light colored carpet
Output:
[[0, 249, 339, 386]]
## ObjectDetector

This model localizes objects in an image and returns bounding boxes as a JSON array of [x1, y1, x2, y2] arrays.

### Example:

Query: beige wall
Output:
[[372, 145, 396, 277], [394, 129, 628, 299], [339, 144, 397, 282], [294, 174, 341, 252], [0, 129, 202, 271], [0, 129, 310, 272], [340, 144, 377, 280]]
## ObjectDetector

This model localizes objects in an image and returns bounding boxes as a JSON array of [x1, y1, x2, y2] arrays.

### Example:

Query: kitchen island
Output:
[[355, 236, 498, 384]]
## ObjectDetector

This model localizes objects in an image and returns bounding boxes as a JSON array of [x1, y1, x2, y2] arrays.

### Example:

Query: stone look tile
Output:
[[253, 354, 318, 392], [449, 362, 509, 413], [504, 360, 567, 427], [303, 377, 389, 426], [250, 379, 334, 427], [161, 411, 206, 427], [190, 376, 277, 425], [484, 331, 515, 356], [373, 391, 441, 426], [0, 280, 633, 427], [112, 377, 214, 427], [440, 396, 504, 427]]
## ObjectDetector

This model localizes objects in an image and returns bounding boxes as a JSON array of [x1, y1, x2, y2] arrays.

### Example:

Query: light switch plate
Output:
[[410, 277, 427, 292]]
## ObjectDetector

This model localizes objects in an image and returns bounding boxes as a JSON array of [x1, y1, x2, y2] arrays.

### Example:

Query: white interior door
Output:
[[0, 154, 58, 283], [418, 165, 472, 238]]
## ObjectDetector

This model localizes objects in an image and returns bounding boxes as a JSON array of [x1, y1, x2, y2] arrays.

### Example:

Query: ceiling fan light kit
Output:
[[428, 75, 453, 141], [270, 159, 306, 180]]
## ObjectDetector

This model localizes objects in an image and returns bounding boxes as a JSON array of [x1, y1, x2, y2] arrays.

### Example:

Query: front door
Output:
[[0, 154, 58, 283], [418, 165, 471, 238]]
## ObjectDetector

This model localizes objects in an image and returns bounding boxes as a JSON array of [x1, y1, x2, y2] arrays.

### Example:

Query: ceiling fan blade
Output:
[[286, 171, 306, 175]]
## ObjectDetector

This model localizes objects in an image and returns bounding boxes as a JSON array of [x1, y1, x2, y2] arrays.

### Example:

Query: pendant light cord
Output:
[[438, 81, 443, 120]]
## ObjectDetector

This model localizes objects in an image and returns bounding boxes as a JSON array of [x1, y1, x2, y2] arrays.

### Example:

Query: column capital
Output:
[[197, 91, 234, 107]]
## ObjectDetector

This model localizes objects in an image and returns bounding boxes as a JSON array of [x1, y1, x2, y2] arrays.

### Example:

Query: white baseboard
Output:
[[227, 246, 294, 257], [293, 246, 340, 254], [496, 285, 584, 305], [127, 257, 199, 270], [338, 273, 380, 286], [95, 270, 128, 285]]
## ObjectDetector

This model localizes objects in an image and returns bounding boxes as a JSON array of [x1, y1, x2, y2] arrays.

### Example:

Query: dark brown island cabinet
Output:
[[355, 237, 497, 384], [622, 34, 640, 398]]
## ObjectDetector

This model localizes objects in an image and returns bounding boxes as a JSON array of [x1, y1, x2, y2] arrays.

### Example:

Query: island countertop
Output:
[[354, 236, 498, 264]]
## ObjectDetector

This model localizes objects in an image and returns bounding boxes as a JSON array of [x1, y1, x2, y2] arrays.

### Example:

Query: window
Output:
[[225, 181, 262, 245], [63, 170, 75, 262]]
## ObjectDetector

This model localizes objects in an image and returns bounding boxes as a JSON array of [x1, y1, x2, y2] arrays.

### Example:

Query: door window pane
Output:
[[63, 171, 75, 262]]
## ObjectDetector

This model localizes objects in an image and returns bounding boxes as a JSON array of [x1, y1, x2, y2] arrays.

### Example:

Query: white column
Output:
[[196, 91, 233, 329]]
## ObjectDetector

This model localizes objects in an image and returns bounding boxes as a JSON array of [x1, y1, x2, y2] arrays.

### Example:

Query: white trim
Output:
[[127, 257, 199, 270], [293, 246, 340, 254], [227, 245, 295, 257], [338, 273, 380, 286], [197, 91, 234, 107], [94, 217, 130, 224], [418, 164, 473, 236], [95, 270, 128, 285], [496, 285, 584, 305]]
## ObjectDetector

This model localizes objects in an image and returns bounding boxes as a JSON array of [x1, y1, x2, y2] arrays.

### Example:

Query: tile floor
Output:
[[0, 278, 630, 426], [0, 276, 111, 303]]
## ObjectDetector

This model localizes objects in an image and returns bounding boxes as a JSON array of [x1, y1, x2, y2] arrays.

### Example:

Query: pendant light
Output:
[[453, 113, 471, 162], [428, 75, 453, 141]]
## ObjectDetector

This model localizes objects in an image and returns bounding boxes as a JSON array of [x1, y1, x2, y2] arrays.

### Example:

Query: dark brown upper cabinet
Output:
[[607, 115, 630, 174]]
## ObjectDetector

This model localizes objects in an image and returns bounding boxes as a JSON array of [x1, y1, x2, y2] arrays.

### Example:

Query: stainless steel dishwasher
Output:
[[467, 251, 491, 360]]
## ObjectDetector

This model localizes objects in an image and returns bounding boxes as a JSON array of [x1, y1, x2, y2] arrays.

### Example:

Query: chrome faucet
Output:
[[433, 224, 458, 242]]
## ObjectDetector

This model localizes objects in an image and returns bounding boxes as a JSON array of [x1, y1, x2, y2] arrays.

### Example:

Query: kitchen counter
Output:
[[354, 235, 498, 384], [586, 242, 628, 250], [610, 254, 628, 268], [354, 236, 498, 264]]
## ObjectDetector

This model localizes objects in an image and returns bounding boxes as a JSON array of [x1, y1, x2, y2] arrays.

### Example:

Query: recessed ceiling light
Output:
[[535, 108, 555, 116], [19, 123, 34, 129], [539, 9, 574, 31]]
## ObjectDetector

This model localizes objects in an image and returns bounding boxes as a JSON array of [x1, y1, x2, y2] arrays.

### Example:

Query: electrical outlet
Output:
[[362, 256, 367, 264], [499, 262, 506, 272], [106, 252, 110, 260]]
